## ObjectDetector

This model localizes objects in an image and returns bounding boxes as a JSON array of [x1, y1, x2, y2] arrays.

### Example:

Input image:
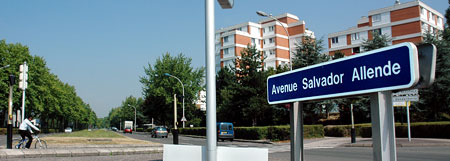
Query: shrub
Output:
[[179, 125, 324, 141], [234, 127, 268, 140], [324, 122, 450, 138]]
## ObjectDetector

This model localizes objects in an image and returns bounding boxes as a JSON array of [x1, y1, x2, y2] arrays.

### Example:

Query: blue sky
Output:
[[1, 0, 447, 118]]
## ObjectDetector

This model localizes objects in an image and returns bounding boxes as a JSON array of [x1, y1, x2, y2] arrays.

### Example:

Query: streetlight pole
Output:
[[128, 105, 136, 133], [1, 64, 10, 69], [256, 11, 292, 70], [164, 73, 185, 128]]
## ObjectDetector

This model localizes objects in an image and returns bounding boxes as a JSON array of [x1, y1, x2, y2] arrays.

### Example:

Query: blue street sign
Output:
[[267, 42, 419, 104]]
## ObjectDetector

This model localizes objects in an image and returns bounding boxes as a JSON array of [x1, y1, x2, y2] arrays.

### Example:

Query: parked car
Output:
[[217, 122, 234, 142], [151, 127, 168, 138], [124, 128, 133, 134], [111, 127, 118, 132], [64, 127, 73, 133]]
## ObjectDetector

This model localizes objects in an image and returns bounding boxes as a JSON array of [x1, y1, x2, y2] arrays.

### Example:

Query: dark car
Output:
[[111, 127, 118, 132], [124, 128, 133, 134], [151, 127, 168, 138], [217, 122, 234, 141]]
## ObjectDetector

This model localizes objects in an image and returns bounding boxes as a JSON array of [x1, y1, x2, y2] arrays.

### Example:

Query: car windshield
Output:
[[156, 127, 166, 131]]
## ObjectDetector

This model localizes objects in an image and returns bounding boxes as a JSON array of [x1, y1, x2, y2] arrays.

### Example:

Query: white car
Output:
[[64, 127, 73, 133]]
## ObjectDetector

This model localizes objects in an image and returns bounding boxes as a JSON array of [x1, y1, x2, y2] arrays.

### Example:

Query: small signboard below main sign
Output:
[[267, 43, 420, 104], [393, 89, 418, 96], [392, 95, 419, 102]]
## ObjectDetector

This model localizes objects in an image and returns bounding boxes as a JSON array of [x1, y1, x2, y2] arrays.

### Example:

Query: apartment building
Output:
[[328, 0, 444, 56], [215, 13, 315, 71]]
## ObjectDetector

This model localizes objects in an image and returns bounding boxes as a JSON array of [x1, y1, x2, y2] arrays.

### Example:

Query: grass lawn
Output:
[[51, 129, 124, 138]]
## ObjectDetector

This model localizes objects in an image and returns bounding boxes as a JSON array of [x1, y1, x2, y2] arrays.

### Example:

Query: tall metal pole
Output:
[[21, 62, 27, 122], [406, 101, 411, 142], [165, 74, 186, 128], [351, 104, 356, 143], [370, 91, 397, 161], [206, 0, 217, 160], [7, 75, 15, 149], [173, 94, 178, 144], [134, 106, 136, 132]]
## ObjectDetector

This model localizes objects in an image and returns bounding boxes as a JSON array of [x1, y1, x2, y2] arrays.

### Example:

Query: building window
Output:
[[352, 47, 360, 54], [223, 36, 229, 43], [372, 14, 381, 22], [351, 33, 360, 41], [262, 28, 266, 33], [331, 37, 339, 44], [269, 38, 274, 44], [251, 38, 255, 45], [268, 26, 275, 32], [373, 28, 382, 36], [270, 49, 276, 55], [224, 48, 229, 55]]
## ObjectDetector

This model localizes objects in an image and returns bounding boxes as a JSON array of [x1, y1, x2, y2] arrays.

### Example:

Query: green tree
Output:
[[361, 32, 391, 51], [416, 29, 450, 121], [140, 53, 205, 127], [291, 36, 329, 69], [291, 36, 331, 124], [0, 40, 95, 130], [332, 50, 345, 60]]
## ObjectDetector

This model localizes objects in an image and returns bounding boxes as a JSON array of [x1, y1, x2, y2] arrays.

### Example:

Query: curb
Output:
[[0, 146, 163, 159], [342, 143, 450, 147], [182, 135, 273, 144]]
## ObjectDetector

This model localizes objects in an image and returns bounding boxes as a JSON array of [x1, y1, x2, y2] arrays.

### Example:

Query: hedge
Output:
[[324, 122, 450, 138], [179, 125, 324, 141]]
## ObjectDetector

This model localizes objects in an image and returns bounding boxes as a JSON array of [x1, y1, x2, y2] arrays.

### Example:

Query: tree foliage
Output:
[[361, 32, 391, 51], [0, 40, 96, 130], [105, 95, 145, 129], [415, 27, 450, 121], [140, 53, 205, 127], [292, 36, 329, 69], [216, 45, 290, 126]]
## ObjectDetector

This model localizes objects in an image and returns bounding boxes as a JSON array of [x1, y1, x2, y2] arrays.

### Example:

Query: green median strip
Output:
[[51, 129, 124, 138]]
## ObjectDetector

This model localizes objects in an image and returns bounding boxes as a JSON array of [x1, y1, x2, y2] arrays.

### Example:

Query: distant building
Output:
[[328, 0, 444, 56], [215, 13, 315, 71]]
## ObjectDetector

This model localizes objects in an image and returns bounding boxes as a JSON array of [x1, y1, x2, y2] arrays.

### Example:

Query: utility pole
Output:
[[7, 75, 15, 149], [19, 62, 28, 122], [173, 94, 178, 144]]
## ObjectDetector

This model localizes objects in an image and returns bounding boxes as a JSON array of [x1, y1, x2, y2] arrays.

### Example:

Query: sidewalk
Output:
[[0, 144, 163, 159], [342, 138, 450, 147]]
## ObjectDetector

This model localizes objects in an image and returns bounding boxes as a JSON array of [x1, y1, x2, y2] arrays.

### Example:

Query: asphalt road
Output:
[[122, 132, 450, 161]]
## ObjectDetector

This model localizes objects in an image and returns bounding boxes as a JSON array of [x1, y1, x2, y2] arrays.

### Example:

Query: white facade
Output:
[[215, 13, 314, 71]]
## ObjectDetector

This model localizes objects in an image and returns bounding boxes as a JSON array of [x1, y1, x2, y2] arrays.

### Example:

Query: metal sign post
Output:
[[371, 91, 397, 161], [393, 89, 418, 142], [406, 101, 411, 142], [290, 102, 303, 161]]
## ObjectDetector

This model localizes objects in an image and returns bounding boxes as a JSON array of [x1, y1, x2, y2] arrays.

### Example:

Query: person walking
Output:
[[18, 115, 40, 149]]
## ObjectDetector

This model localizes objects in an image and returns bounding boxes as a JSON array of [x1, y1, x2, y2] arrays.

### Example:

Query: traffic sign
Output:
[[393, 89, 418, 96], [267, 43, 419, 104], [181, 117, 187, 122], [393, 101, 410, 107], [392, 95, 419, 102]]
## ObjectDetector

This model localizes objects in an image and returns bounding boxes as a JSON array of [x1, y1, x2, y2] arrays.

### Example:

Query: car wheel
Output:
[[230, 139, 233, 142]]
